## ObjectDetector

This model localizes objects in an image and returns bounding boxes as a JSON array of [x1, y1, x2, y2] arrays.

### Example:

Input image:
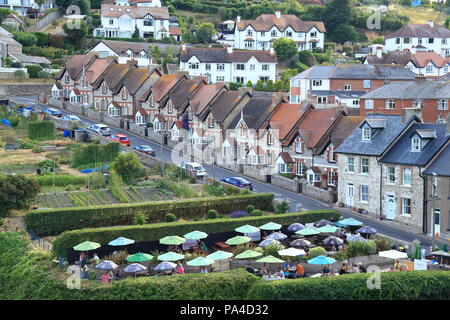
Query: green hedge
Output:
[[27, 121, 55, 140], [52, 210, 340, 257], [71, 142, 120, 169], [245, 271, 450, 300], [25, 193, 275, 236], [36, 174, 87, 187]]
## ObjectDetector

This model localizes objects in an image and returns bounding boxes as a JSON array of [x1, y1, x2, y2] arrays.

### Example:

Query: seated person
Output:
[[257, 267, 269, 277], [295, 263, 304, 278], [246, 266, 256, 274], [275, 267, 285, 279], [322, 265, 331, 276], [339, 263, 350, 275]]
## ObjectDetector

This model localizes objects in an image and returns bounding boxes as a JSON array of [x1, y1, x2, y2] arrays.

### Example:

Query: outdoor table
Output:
[[262, 275, 283, 281], [215, 242, 231, 250], [310, 273, 323, 278]]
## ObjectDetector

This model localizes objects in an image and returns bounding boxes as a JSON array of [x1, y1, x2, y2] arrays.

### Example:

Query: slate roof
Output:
[[209, 90, 243, 123], [227, 92, 275, 130], [380, 123, 450, 166], [335, 114, 415, 156], [386, 23, 450, 39], [166, 77, 200, 109], [423, 142, 450, 176], [63, 53, 97, 80], [9, 53, 51, 65], [121, 67, 152, 95], [236, 13, 325, 33], [99, 62, 133, 90], [366, 51, 450, 68], [93, 40, 150, 55], [180, 47, 277, 63], [310, 90, 367, 99], [189, 82, 226, 115], [361, 80, 450, 99], [151, 74, 179, 102]]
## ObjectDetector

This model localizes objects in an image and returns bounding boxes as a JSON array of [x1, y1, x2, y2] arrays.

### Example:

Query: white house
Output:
[[89, 40, 153, 67], [94, 3, 169, 39], [233, 11, 325, 51], [384, 21, 450, 57], [179, 45, 277, 85]]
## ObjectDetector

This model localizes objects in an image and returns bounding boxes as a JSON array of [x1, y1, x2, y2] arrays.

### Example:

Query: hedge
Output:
[[36, 174, 87, 187], [27, 121, 55, 141], [25, 193, 275, 236], [71, 142, 121, 169], [0, 232, 259, 300], [245, 271, 450, 300], [52, 210, 341, 257]]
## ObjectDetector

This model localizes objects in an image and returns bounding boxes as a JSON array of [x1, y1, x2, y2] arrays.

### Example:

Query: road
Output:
[[11, 95, 450, 253]]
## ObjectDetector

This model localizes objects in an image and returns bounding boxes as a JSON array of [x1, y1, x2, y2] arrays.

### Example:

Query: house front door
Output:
[[434, 208, 441, 236], [386, 195, 395, 220], [346, 184, 354, 207]]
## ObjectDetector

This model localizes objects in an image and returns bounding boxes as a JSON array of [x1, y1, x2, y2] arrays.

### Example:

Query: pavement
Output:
[[10, 95, 450, 253]]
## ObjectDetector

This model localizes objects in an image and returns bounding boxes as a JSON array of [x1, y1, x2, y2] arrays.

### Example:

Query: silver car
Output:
[[88, 123, 111, 136]]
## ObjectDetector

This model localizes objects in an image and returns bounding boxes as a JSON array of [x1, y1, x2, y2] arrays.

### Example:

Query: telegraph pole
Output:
[[431, 172, 437, 252], [160, 129, 164, 177]]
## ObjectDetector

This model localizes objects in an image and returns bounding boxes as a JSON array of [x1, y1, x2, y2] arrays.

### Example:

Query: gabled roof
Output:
[[62, 53, 98, 81], [166, 77, 202, 109], [119, 67, 152, 95], [189, 82, 227, 115], [423, 142, 450, 176], [386, 23, 450, 39], [335, 114, 416, 156], [361, 80, 450, 99], [85, 57, 116, 84], [97, 62, 134, 90], [92, 40, 151, 55], [180, 47, 277, 63], [101, 4, 169, 20], [151, 74, 181, 102], [236, 13, 325, 33], [380, 123, 450, 166], [209, 90, 247, 123], [269, 103, 305, 141], [9, 53, 51, 65], [365, 51, 450, 69]]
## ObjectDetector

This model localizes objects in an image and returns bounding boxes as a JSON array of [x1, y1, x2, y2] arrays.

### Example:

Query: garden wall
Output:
[[271, 175, 300, 193], [300, 180, 337, 204]]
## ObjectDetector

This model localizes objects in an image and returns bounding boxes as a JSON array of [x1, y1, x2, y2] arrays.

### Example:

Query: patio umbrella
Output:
[[235, 250, 263, 259], [187, 257, 215, 266], [225, 235, 252, 246], [339, 218, 363, 227], [379, 250, 408, 260], [266, 232, 287, 241], [108, 237, 135, 246], [347, 234, 367, 242], [287, 223, 305, 232], [290, 239, 311, 248], [206, 250, 233, 260], [235, 224, 260, 234], [126, 252, 153, 262], [313, 219, 334, 228], [441, 244, 448, 252], [356, 226, 378, 234], [323, 236, 343, 247], [334, 221, 347, 228], [183, 230, 208, 240], [296, 227, 320, 236], [157, 252, 185, 262], [412, 244, 422, 259], [258, 239, 280, 247], [259, 222, 282, 231], [317, 225, 340, 234], [73, 241, 101, 251], [123, 263, 147, 274], [159, 236, 186, 246], [307, 255, 336, 265], [256, 255, 285, 263], [95, 260, 118, 270], [278, 248, 306, 257], [154, 261, 177, 272]]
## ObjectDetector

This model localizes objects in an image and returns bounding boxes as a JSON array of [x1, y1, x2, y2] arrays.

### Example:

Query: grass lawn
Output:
[[387, 5, 448, 24], [177, 9, 221, 25]]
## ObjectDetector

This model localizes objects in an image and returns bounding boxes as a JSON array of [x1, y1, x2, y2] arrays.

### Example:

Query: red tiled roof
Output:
[[280, 152, 294, 164], [269, 103, 304, 141], [151, 74, 178, 102], [297, 108, 341, 149], [236, 13, 325, 33], [169, 26, 182, 35]]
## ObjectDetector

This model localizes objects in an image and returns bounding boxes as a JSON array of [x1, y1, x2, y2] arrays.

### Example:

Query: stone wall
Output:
[[130, 122, 146, 137], [48, 98, 63, 108], [300, 180, 337, 204], [271, 174, 300, 193], [0, 84, 52, 96], [243, 165, 268, 182], [0, 68, 29, 80], [86, 109, 104, 123], [102, 114, 122, 128], [64, 102, 85, 116]]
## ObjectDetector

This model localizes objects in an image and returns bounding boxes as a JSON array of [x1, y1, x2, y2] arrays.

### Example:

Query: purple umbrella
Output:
[[287, 223, 306, 232], [356, 226, 378, 234]]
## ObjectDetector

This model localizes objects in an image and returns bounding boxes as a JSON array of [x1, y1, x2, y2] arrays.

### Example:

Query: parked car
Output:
[[42, 108, 62, 118], [179, 162, 207, 177], [88, 123, 111, 136], [62, 115, 81, 122], [110, 134, 130, 146], [133, 145, 156, 156], [220, 177, 254, 191]]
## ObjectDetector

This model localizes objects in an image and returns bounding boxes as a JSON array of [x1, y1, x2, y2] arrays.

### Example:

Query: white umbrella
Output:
[[379, 250, 408, 260], [278, 247, 306, 257]]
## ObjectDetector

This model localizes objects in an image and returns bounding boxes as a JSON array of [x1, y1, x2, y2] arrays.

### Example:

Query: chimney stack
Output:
[[269, 47, 274, 55], [275, 11, 281, 19], [227, 46, 233, 54], [176, 70, 189, 79], [402, 107, 423, 123], [236, 15, 241, 22], [272, 92, 287, 106], [238, 86, 252, 96], [427, 20, 434, 28]]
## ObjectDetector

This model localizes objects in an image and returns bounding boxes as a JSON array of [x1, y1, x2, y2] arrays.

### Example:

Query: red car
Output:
[[110, 134, 130, 146]]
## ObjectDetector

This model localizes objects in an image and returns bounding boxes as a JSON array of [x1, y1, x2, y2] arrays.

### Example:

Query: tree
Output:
[[0, 175, 40, 217], [37, 70, 50, 82], [275, 80, 283, 92], [110, 152, 145, 184], [63, 20, 88, 47], [298, 50, 316, 66], [272, 38, 298, 61], [400, 0, 412, 6], [255, 80, 264, 91], [132, 26, 140, 39], [445, 17, 450, 29], [371, 36, 384, 44], [196, 23, 215, 44], [323, 0, 354, 43], [246, 80, 252, 88], [26, 65, 43, 78], [265, 80, 274, 92], [13, 70, 26, 82]]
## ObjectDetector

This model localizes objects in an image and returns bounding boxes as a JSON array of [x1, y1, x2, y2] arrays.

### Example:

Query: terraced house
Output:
[[90, 40, 154, 67], [233, 11, 325, 51]]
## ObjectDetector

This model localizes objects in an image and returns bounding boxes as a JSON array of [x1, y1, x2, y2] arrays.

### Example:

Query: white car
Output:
[[62, 115, 81, 121], [180, 162, 207, 177], [88, 123, 111, 136]]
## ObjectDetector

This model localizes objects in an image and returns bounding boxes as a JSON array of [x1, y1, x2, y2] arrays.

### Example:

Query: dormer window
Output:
[[411, 137, 421, 152], [362, 126, 371, 141], [413, 99, 423, 109]]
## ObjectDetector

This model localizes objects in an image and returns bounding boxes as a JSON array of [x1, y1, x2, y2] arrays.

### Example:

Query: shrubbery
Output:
[[28, 121, 55, 140], [71, 142, 120, 169], [307, 246, 328, 259], [36, 174, 86, 187], [206, 209, 219, 219], [164, 213, 177, 222]]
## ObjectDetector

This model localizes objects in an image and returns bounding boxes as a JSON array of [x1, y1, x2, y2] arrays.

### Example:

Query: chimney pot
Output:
[[227, 46, 233, 54], [236, 15, 241, 22], [275, 11, 281, 18]]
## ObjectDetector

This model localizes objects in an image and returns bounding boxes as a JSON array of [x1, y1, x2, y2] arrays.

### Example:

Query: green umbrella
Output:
[[184, 230, 208, 240], [73, 241, 101, 251], [412, 244, 422, 260], [157, 252, 185, 261], [186, 257, 214, 266], [259, 222, 282, 231], [442, 244, 448, 252], [317, 225, 340, 233], [235, 250, 263, 259], [235, 224, 260, 233], [256, 255, 285, 263], [296, 227, 320, 236], [225, 235, 252, 246], [126, 252, 153, 262], [159, 236, 186, 246], [206, 250, 233, 260]]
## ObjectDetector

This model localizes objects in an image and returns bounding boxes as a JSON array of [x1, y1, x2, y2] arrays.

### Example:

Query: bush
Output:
[[347, 241, 377, 258], [204, 183, 226, 196], [307, 246, 328, 259], [28, 121, 55, 140], [275, 200, 289, 214], [251, 209, 263, 217], [108, 170, 129, 203], [132, 212, 146, 225], [0, 175, 40, 217], [36, 174, 86, 187], [52, 210, 341, 257], [26, 65, 43, 78], [110, 152, 145, 184], [374, 237, 391, 252], [164, 213, 177, 222], [71, 142, 120, 169], [245, 205, 255, 213], [206, 209, 219, 220], [25, 193, 276, 236]]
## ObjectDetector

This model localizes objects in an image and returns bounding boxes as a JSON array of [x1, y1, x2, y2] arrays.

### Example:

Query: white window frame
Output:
[[360, 185, 369, 203], [402, 198, 411, 216], [411, 138, 421, 152], [362, 126, 371, 141], [402, 168, 411, 186], [347, 157, 355, 173], [361, 157, 369, 174], [387, 167, 396, 184]]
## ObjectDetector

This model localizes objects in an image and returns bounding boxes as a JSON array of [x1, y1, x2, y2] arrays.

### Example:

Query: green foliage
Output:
[[25, 193, 277, 236], [251, 209, 262, 217], [297, 50, 316, 67], [272, 38, 298, 60], [196, 23, 215, 43], [0, 175, 40, 217], [132, 212, 147, 225], [347, 240, 377, 258], [164, 213, 177, 222], [400, 0, 412, 6], [107, 170, 129, 203], [63, 21, 88, 47], [374, 237, 391, 252], [371, 36, 384, 45], [275, 200, 289, 214], [71, 142, 120, 169], [228, 82, 243, 91], [246, 80, 252, 88], [333, 250, 348, 261], [27, 121, 55, 141], [262, 243, 284, 258], [307, 246, 328, 259], [132, 26, 140, 39], [206, 209, 219, 219], [26, 65, 43, 78], [255, 80, 264, 91], [204, 183, 226, 196], [51, 210, 341, 257], [245, 205, 256, 213], [110, 152, 145, 184], [13, 70, 26, 82], [265, 80, 274, 92], [13, 32, 38, 46]]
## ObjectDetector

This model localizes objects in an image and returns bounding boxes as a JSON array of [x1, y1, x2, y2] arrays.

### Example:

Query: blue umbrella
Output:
[[287, 223, 305, 232], [95, 260, 118, 270], [339, 218, 363, 227], [266, 232, 287, 241], [307, 255, 336, 265], [123, 263, 147, 273], [108, 237, 135, 246], [323, 236, 343, 247], [334, 221, 347, 227], [154, 262, 177, 271], [356, 226, 378, 234], [347, 234, 367, 242], [258, 239, 280, 247]]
